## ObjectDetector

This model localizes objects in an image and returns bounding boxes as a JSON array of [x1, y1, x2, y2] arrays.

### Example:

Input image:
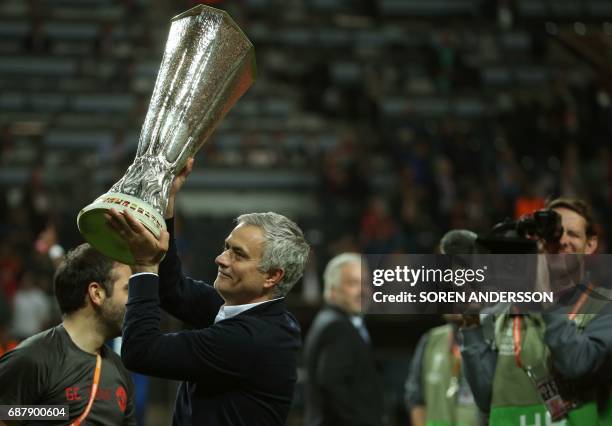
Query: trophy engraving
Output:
[[77, 5, 256, 264]]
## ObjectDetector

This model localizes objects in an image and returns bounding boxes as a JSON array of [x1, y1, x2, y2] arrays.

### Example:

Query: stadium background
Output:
[[1, 0, 611, 424]]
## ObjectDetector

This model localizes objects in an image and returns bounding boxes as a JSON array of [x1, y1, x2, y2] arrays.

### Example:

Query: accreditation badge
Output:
[[457, 376, 476, 406], [525, 365, 574, 422]]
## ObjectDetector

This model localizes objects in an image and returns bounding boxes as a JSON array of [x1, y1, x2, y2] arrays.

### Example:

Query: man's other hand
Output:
[[165, 157, 194, 219]]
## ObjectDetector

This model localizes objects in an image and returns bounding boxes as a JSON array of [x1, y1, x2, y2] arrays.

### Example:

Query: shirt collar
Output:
[[350, 315, 364, 329], [214, 297, 284, 323]]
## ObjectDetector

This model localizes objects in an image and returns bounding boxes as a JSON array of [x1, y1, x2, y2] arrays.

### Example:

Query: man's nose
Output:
[[216, 250, 230, 266], [558, 232, 570, 248]]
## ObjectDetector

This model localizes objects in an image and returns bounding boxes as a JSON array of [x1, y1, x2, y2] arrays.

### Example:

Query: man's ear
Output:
[[585, 235, 598, 255], [263, 268, 285, 291], [87, 282, 107, 307]]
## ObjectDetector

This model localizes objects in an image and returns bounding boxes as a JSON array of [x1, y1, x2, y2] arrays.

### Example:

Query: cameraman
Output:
[[459, 197, 612, 425], [404, 231, 483, 426]]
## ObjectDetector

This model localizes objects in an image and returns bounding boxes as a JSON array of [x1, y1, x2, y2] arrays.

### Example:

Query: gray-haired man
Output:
[[106, 159, 311, 426], [303, 253, 384, 426]]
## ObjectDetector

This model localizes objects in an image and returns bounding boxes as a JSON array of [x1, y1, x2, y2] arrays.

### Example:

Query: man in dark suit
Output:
[[106, 159, 311, 426], [303, 253, 385, 426]]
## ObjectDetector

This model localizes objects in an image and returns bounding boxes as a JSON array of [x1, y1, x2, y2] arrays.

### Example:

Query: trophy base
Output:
[[77, 192, 166, 265]]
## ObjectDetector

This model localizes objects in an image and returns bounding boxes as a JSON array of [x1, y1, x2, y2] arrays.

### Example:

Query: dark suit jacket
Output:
[[122, 218, 301, 426], [303, 305, 384, 426]]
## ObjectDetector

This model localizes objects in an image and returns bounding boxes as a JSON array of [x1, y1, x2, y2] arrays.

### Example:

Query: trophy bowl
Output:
[[77, 5, 256, 264]]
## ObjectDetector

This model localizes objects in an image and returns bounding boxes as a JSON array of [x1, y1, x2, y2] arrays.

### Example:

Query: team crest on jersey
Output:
[[116, 385, 127, 412]]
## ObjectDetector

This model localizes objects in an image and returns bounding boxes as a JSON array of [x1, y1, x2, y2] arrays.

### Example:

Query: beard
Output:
[[94, 300, 125, 339]]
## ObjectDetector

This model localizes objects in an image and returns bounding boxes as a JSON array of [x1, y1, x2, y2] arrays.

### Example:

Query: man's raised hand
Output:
[[166, 157, 194, 219], [105, 208, 169, 272]]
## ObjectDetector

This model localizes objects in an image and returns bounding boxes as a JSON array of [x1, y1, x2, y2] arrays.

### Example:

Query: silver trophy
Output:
[[77, 5, 256, 264]]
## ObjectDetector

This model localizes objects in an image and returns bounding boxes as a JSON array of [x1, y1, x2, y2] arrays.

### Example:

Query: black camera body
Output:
[[468, 210, 564, 305], [514, 210, 563, 243], [477, 209, 563, 254]]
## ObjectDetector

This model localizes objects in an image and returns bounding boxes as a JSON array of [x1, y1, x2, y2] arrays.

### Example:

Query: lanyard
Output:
[[448, 330, 461, 377], [70, 353, 102, 426], [512, 283, 594, 368], [512, 316, 524, 369], [567, 283, 593, 321], [446, 330, 462, 400]]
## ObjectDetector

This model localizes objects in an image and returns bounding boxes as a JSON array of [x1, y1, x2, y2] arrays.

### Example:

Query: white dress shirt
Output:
[[214, 298, 283, 323]]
